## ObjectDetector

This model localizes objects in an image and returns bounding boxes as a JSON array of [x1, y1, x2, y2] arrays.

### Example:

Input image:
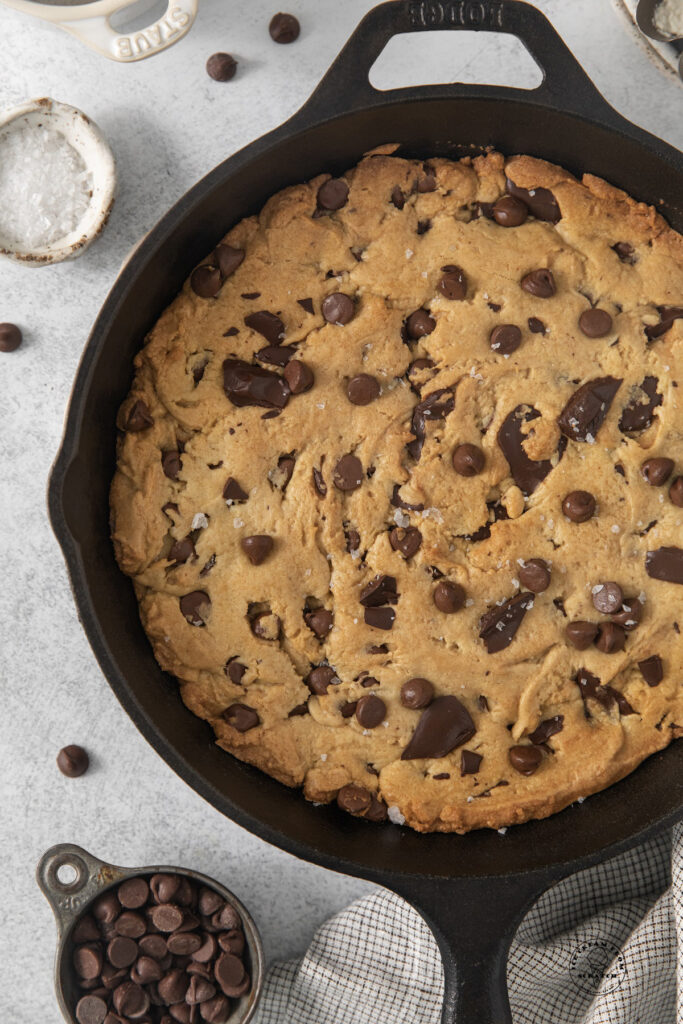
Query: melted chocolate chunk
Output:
[[256, 344, 297, 366], [306, 665, 337, 695], [215, 244, 245, 278], [644, 306, 683, 341], [312, 466, 327, 497], [125, 400, 154, 433], [244, 311, 285, 344], [162, 450, 182, 480], [528, 316, 546, 334], [407, 388, 454, 460], [223, 359, 290, 409], [460, 750, 483, 775], [169, 536, 195, 565], [575, 668, 634, 716], [618, 376, 662, 433], [317, 178, 349, 211], [497, 405, 556, 495], [645, 547, 683, 585], [638, 655, 663, 687], [391, 485, 425, 512], [360, 575, 398, 607], [297, 297, 314, 314], [505, 179, 561, 222], [389, 526, 422, 559], [222, 703, 260, 732], [223, 477, 248, 502], [364, 607, 396, 630], [179, 591, 210, 627], [528, 716, 564, 745], [612, 241, 635, 264], [479, 593, 534, 653], [391, 185, 405, 209], [557, 377, 622, 443], [401, 696, 476, 760]]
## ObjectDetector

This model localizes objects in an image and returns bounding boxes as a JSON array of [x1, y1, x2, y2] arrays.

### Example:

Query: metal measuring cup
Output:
[[36, 843, 264, 1024]]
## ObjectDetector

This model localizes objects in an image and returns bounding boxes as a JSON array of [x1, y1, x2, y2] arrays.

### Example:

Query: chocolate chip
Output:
[[557, 377, 622, 443], [212, 904, 240, 930], [256, 344, 297, 367], [492, 195, 528, 227], [241, 535, 273, 565], [118, 878, 149, 910], [312, 466, 327, 497], [460, 750, 483, 775], [297, 298, 314, 315], [565, 621, 598, 649], [158, 969, 189, 1004], [167, 933, 202, 956], [438, 265, 467, 300], [479, 593, 534, 653], [222, 477, 248, 503], [611, 597, 642, 631], [222, 703, 260, 732], [521, 268, 555, 297], [575, 667, 634, 715], [116, 911, 147, 938], [223, 359, 290, 409], [125, 399, 154, 433], [76, 995, 108, 1024], [490, 323, 521, 355], [305, 608, 333, 638], [364, 607, 395, 630], [417, 171, 436, 192], [322, 293, 355, 325], [644, 305, 683, 340], [595, 622, 626, 653], [562, 489, 596, 523], [206, 53, 237, 81], [244, 310, 285, 345], [478, 695, 489, 711], [269, 11, 300, 42], [355, 694, 386, 728], [317, 178, 348, 210], [405, 308, 436, 339], [389, 526, 422, 559], [505, 179, 561, 221], [114, 981, 150, 1018], [528, 716, 564, 744], [74, 944, 104, 979], [150, 875, 181, 907], [509, 745, 542, 775], [169, 537, 195, 565], [645, 546, 683, 584], [638, 457, 673, 489], [57, 744, 89, 777], [191, 265, 222, 298], [333, 453, 363, 491], [250, 611, 278, 639], [498, 405, 557, 495], [619, 376, 662, 433], [161, 450, 182, 482], [336, 784, 372, 815], [214, 952, 246, 996], [639, 655, 663, 687], [612, 241, 635, 263], [131, 955, 163, 985], [408, 388, 454, 460], [433, 580, 465, 613], [592, 581, 623, 614], [528, 316, 546, 334], [283, 359, 314, 393], [179, 591, 210, 627], [306, 665, 337, 695], [665, 474, 683, 508], [360, 575, 398, 607], [107, 936, 139, 969], [346, 374, 380, 405], [74, 917, 100, 945], [93, 892, 121, 925], [200, 995, 230, 1023], [138, 935, 168, 961], [391, 485, 424, 512], [518, 558, 551, 593], [578, 308, 612, 338], [402, 695, 476, 760], [400, 678, 434, 709], [214, 244, 244, 279], [0, 322, 22, 352], [341, 701, 358, 718], [451, 442, 485, 477]]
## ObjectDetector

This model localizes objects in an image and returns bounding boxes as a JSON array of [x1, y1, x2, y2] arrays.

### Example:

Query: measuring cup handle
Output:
[[36, 843, 127, 937], [58, 0, 198, 63]]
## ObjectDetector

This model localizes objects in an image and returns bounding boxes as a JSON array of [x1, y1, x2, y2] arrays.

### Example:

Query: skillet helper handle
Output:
[[300, 0, 617, 125], [392, 872, 555, 1024], [57, 0, 198, 63]]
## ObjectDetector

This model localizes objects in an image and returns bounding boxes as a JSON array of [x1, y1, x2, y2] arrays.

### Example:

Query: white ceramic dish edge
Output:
[[0, 0, 198, 62], [0, 97, 116, 267]]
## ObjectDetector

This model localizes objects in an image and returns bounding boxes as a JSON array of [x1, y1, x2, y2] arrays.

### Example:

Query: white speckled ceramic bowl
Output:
[[0, 97, 116, 267]]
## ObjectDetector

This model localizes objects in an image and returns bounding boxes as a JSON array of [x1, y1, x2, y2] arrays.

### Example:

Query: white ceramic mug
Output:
[[0, 0, 199, 62]]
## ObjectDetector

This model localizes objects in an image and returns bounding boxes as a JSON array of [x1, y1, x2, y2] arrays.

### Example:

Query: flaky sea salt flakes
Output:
[[387, 805, 406, 825], [192, 513, 209, 530], [393, 509, 410, 528], [0, 124, 93, 249]]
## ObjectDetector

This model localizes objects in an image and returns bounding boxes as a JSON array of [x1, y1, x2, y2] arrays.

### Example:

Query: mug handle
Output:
[[50, 0, 198, 63]]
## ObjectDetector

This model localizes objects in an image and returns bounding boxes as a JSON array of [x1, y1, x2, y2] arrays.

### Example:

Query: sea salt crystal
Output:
[[387, 805, 406, 825], [465, 598, 474, 607], [611, 524, 620, 533], [233, 517, 244, 528], [320, 754, 327, 762], [0, 124, 94, 249], [393, 509, 410, 527], [192, 513, 209, 530], [405, 248, 414, 259], [511, 577, 520, 588], [497, 827, 508, 835]]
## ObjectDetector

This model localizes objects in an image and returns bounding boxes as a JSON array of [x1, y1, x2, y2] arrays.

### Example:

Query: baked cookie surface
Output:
[[111, 150, 683, 833]]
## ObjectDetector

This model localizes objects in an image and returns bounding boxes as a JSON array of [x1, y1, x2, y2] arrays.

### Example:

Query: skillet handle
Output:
[[389, 870, 564, 1024], [297, 0, 620, 127]]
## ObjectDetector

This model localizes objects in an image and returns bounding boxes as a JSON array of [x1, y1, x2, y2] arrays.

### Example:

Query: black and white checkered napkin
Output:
[[255, 823, 682, 1023]]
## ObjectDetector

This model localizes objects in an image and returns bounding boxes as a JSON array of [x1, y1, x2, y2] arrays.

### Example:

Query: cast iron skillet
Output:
[[48, 2, 683, 1020]]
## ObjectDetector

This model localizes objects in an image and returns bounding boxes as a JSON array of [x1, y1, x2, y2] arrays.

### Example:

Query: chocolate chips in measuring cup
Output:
[[70, 872, 251, 1024]]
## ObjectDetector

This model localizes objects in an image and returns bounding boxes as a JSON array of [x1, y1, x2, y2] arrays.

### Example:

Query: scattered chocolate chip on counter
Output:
[[0, 322, 22, 352], [57, 745, 89, 778], [206, 52, 238, 81], [269, 11, 300, 43]]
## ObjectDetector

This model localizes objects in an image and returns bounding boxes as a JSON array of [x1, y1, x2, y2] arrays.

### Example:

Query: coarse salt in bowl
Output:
[[0, 98, 116, 266]]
